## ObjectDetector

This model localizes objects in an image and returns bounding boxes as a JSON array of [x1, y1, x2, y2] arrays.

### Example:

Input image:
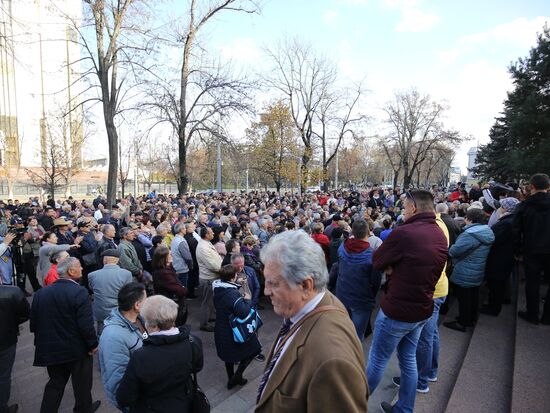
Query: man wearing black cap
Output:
[[88, 250, 132, 335]]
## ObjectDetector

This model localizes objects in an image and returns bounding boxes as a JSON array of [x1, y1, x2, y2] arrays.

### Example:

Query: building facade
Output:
[[0, 0, 83, 168]]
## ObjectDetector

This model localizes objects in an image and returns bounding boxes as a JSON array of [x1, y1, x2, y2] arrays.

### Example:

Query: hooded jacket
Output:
[[99, 308, 147, 408], [449, 223, 495, 287], [513, 192, 550, 255], [336, 238, 380, 312]]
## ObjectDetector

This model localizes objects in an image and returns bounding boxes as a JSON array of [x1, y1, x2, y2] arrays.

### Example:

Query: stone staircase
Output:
[[213, 277, 550, 413]]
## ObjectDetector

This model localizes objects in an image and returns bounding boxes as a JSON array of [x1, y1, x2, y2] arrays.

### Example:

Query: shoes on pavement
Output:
[[7, 404, 18, 413], [380, 401, 393, 413], [92, 400, 101, 412], [392, 377, 429, 393], [200, 324, 215, 332], [227, 374, 248, 389], [255, 353, 266, 362], [443, 321, 466, 332], [518, 311, 539, 325], [427, 376, 438, 382], [480, 306, 499, 316]]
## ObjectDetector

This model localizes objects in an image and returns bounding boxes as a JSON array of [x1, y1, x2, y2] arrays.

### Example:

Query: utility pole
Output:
[[335, 149, 339, 190], [216, 140, 222, 192], [245, 168, 249, 193], [133, 137, 138, 196]]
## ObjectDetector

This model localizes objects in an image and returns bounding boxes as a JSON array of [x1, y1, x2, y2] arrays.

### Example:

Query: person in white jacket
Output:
[[196, 226, 222, 332]]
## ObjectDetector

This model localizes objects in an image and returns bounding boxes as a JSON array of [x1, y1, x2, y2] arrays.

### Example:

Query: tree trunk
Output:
[[121, 181, 125, 198], [300, 144, 312, 193], [105, 119, 119, 205], [393, 169, 399, 189], [7, 179, 14, 199], [178, 141, 188, 194]]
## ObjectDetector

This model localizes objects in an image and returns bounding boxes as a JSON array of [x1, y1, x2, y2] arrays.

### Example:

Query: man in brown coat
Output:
[[255, 230, 368, 413]]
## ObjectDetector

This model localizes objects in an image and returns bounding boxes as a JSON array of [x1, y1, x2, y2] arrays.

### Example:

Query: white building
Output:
[[0, 0, 83, 168], [467, 146, 478, 181]]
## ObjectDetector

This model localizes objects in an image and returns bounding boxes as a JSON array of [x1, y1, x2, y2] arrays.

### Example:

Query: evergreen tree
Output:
[[474, 25, 550, 181]]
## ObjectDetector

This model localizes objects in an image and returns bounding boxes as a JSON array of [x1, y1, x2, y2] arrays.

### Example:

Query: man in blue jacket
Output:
[[336, 219, 380, 341], [99, 283, 147, 411], [30, 257, 101, 413]]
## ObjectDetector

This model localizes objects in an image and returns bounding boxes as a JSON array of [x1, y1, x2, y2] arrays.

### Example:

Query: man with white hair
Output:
[[30, 257, 101, 412], [255, 230, 368, 412]]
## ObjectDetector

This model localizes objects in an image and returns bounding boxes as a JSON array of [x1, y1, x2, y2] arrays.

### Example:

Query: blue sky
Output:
[[138, 0, 550, 172]]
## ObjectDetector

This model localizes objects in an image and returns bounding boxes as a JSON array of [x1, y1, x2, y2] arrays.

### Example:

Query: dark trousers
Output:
[[0, 345, 16, 413], [454, 284, 479, 327], [224, 354, 255, 381], [23, 254, 42, 292], [40, 356, 93, 413], [187, 270, 199, 297], [487, 276, 508, 315], [524, 254, 550, 322]]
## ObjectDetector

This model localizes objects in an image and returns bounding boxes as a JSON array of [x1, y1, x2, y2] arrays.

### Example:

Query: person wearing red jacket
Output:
[[367, 189, 448, 413], [311, 223, 330, 266]]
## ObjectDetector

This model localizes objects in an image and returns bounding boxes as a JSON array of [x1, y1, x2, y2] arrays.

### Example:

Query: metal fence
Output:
[[0, 181, 180, 198]]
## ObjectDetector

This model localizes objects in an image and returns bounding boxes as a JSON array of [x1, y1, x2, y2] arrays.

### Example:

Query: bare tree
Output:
[[25, 105, 86, 199], [383, 89, 460, 188], [59, 0, 154, 206], [314, 83, 367, 190], [266, 38, 336, 192], [143, 0, 259, 194]]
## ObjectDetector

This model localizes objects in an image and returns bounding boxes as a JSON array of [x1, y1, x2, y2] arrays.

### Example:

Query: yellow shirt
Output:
[[434, 213, 449, 299]]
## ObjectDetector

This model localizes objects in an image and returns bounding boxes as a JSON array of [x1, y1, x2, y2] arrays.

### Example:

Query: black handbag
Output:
[[191, 371, 210, 413]]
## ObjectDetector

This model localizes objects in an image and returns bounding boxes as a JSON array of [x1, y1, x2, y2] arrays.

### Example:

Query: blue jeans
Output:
[[416, 296, 446, 388], [348, 307, 372, 341], [367, 309, 427, 413], [177, 272, 189, 288]]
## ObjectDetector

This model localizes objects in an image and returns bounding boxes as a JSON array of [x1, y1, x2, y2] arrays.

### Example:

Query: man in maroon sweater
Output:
[[367, 189, 448, 413]]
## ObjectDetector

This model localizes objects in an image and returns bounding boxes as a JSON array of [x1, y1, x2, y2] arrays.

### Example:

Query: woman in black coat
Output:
[[116, 295, 203, 413], [482, 198, 520, 316], [213, 264, 261, 389]]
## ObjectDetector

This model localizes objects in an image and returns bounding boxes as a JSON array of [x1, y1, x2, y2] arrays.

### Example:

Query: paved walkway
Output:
[[9, 294, 282, 412]]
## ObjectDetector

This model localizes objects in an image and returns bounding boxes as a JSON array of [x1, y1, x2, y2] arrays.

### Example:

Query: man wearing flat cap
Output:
[[88, 249, 132, 335]]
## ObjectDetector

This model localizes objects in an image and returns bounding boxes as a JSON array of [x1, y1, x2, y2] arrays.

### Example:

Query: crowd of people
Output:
[[0, 172, 548, 413]]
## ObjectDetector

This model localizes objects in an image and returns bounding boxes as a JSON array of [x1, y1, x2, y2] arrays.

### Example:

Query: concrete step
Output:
[[444, 288, 516, 413], [511, 280, 550, 413], [413, 302, 474, 413]]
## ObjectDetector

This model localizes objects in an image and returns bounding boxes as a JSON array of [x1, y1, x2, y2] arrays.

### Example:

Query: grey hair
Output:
[[57, 257, 80, 278], [260, 230, 328, 290], [230, 253, 245, 263], [140, 295, 178, 331], [184, 222, 195, 232], [174, 222, 185, 234], [120, 227, 133, 239], [435, 203, 449, 214], [102, 224, 115, 235]]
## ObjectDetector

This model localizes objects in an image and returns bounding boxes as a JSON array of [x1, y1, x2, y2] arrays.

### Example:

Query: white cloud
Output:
[[337, 0, 369, 5], [221, 38, 260, 63], [395, 8, 439, 32], [323, 10, 339, 25], [460, 16, 549, 49], [438, 48, 460, 65], [383, 0, 439, 32]]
